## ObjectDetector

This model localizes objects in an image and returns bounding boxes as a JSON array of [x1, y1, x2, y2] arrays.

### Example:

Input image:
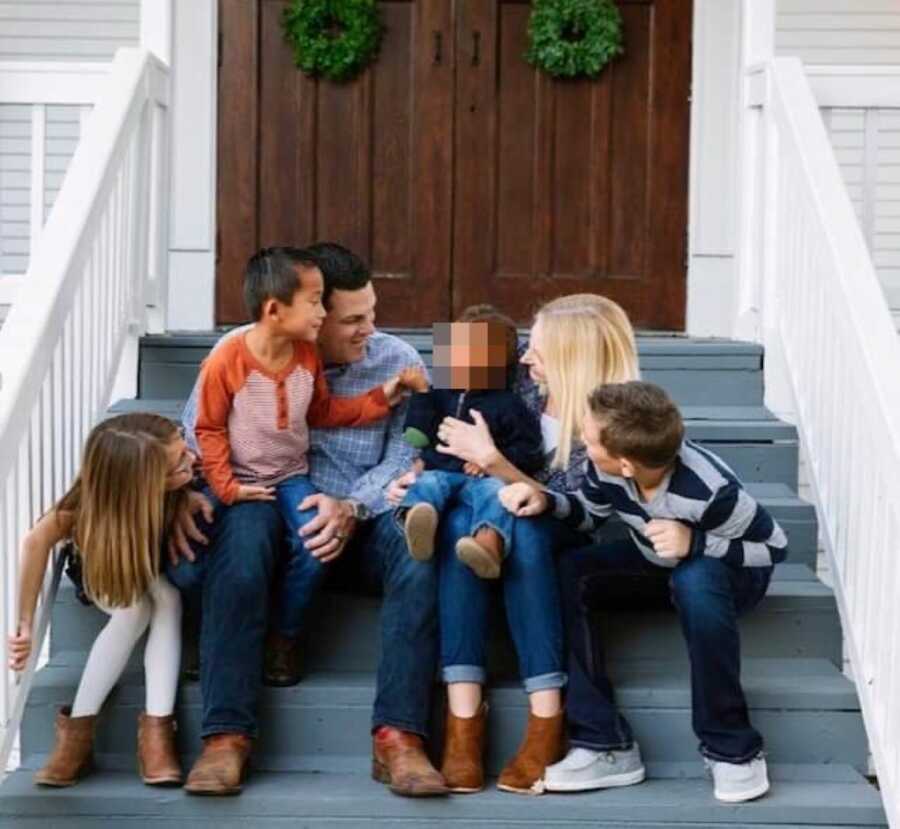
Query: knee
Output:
[[669, 558, 731, 615], [152, 578, 182, 616]]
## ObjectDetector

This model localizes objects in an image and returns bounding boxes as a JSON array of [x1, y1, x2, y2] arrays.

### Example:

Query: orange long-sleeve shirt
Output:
[[195, 333, 390, 504]]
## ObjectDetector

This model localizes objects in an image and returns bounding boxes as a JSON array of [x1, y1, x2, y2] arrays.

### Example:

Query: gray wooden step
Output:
[[48, 565, 842, 668], [20, 659, 868, 774], [136, 333, 765, 407], [0, 767, 884, 828]]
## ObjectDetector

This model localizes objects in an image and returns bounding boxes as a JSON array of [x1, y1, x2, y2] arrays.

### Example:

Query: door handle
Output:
[[472, 31, 481, 66], [433, 31, 443, 65]]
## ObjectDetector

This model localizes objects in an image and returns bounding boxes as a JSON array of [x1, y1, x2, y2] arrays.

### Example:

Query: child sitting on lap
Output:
[[398, 305, 543, 579]]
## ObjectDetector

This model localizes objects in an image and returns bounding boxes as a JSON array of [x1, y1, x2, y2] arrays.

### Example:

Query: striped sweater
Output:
[[549, 440, 789, 569]]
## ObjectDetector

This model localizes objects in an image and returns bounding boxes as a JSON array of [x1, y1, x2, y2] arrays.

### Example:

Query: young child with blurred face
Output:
[[396, 306, 543, 579]]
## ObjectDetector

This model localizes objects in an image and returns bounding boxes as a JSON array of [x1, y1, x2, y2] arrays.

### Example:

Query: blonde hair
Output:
[[56, 413, 182, 608], [534, 294, 639, 469]]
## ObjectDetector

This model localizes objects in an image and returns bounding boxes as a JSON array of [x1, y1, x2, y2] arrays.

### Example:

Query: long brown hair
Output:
[[55, 413, 184, 607]]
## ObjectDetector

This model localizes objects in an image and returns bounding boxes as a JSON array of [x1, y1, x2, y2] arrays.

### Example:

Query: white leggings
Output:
[[71, 575, 182, 718]]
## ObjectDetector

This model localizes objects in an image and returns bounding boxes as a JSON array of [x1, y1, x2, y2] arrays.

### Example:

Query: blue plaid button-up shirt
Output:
[[182, 329, 424, 516]]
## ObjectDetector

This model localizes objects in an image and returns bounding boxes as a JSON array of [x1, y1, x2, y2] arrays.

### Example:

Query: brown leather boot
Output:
[[497, 710, 565, 795], [263, 632, 301, 687], [440, 704, 487, 793], [372, 726, 449, 797], [455, 528, 504, 579], [34, 707, 96, 787], [137, 713, 182, 786], [183, 733, 252, 795]]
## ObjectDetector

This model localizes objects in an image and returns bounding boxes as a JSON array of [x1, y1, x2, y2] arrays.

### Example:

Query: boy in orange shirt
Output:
[[195, 246, 424, 672]]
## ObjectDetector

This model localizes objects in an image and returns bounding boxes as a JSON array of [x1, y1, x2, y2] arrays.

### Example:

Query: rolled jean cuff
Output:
[[699, 743, 764, 764], [570, 737, 634, 752], [371, 716, 428, 739], [201, 723, 257, 741], [442, 664, 486, 685], [523, 671, 567, 693]]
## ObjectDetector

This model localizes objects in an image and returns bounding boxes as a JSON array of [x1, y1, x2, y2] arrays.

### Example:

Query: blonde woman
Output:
[[8, 413, 199, 788], [388, 294, 639, 794]]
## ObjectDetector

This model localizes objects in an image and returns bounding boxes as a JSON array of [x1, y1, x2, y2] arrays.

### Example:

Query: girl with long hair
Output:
[[7, 413, 195, 788]]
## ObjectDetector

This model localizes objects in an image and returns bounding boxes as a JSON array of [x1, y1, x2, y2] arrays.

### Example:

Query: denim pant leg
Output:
[[459, 476, 515, 553], [438, 500, 490, 686], [669, 555, 772, 762], [273, 475, 327, 639], [500, 514, 585, 692], [197, 500, 283, 738], [399, 470, 468, 521], [559, 540, 667, 751], [345, 513, 439, 736]]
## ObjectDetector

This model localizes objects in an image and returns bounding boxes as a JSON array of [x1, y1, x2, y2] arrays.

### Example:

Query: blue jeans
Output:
[[438, 505, 586, 692], [400, 471, 513, 552], [273, 474, 326, 639], [559, 540, 772, 763], [166, 496, 438, 738]]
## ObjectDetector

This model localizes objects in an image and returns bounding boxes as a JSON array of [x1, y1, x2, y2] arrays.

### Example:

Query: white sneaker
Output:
[[542, 745, 646, 792], [706, 754, 770, 803]]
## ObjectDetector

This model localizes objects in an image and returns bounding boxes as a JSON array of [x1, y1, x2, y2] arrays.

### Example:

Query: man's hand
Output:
[[167, 490, 215, 567], [463, 461, 485, 478], [499, 482, 549, 517], [298, 494, 357, 563], [7, 622, 32, 672], [645, 519, 692, 561]]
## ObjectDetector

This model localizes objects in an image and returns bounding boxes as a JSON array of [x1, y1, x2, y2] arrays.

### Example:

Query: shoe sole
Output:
[[455, 538, 501, 579], [542, 767, 647, 792], [371, 758, 449, 797], [142, 776, 183, 787], [34, 760, 93, 787], [404, 504, 439, 561], [714, 780, 770, 803]]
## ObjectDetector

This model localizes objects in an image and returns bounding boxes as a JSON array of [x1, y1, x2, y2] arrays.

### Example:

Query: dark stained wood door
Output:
[[217, 0, 691, 329], [452, 0, 691, 329], [217, 0, 454, 325]]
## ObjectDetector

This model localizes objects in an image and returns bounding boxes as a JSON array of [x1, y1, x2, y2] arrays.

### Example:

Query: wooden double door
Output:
[[217, 0, 692, 328]]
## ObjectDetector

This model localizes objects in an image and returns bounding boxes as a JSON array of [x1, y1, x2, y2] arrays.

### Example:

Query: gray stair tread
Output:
[[27, 658, 858, 712], [0, 768, 884, 826]]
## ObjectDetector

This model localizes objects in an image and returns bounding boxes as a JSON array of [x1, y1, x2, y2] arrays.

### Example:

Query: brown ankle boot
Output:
[[455, 527, 504, 579], [497, 710, 565, 795], [137, 713, 182, 786], [184, 733, 252, 795], [34, 706, 96, 787], [372, 726, 449, 797], [440, 704, 487, 793]]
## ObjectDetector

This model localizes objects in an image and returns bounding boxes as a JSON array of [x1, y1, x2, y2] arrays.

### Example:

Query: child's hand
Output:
[[8, 622, 32, 672], [645, 519, 692, 560], [235, 484, 276, 502], [382, 367, 430, 406], [499, 483, 548, 517], [463, 461, 485, 477]]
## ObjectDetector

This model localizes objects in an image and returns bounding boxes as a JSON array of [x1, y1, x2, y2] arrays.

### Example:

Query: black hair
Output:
[[304, 242, 371, 310], [243, 246, 319, 321]]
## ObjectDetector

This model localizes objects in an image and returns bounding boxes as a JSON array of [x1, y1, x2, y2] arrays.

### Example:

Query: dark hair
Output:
[[305, 242, 371, 310], [243, 246, 319, 321], [456, 303, 520, 373], [587, 381, 684, 469]]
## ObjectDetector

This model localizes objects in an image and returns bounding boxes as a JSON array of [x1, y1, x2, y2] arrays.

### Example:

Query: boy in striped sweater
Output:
[[499, 381, 787, 803]]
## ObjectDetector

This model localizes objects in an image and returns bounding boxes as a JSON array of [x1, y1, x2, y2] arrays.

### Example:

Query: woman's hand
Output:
[[434, 409, 500, 470], [499, 482, 549, 517], [8, 622, 32, 672], [463, 461, 485, 478]]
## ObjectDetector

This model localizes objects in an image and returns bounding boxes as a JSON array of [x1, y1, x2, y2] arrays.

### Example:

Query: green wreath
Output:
[[282, 0, 383, 83], [526, 0, 624, 79]]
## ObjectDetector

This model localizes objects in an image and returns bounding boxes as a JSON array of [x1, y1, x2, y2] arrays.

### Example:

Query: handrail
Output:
[[747, 57, 898, 825], [0, 47, 169, 773]]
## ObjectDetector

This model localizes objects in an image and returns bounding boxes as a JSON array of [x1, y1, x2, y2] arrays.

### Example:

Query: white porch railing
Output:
[[0, 47, 170, 772], [742, 57, 899, 826]]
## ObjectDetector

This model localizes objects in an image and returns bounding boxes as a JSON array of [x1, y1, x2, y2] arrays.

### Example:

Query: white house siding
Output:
[[776, 0, 900, 66]]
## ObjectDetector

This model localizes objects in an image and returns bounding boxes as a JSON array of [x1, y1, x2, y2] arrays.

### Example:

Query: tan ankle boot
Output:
[[497, 710, 565, 795], [137, 713, 182, 786], [184, 733, 252, 795], [440, 704, 487, 793], [455, 527, 503, 579], [34, 707, 96, 787]]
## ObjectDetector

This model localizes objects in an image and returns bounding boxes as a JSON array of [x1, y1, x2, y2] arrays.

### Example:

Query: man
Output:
[[167, 243, 446, 797]]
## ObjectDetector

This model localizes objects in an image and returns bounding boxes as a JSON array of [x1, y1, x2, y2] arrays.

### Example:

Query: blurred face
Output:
[[318, 283, 377, 365], [520, 318, 547, 385], [432, 321, 508, 390], [582, 413, 630, 478], [164, 433, 195, 491], [267, 266, 327, 342]]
